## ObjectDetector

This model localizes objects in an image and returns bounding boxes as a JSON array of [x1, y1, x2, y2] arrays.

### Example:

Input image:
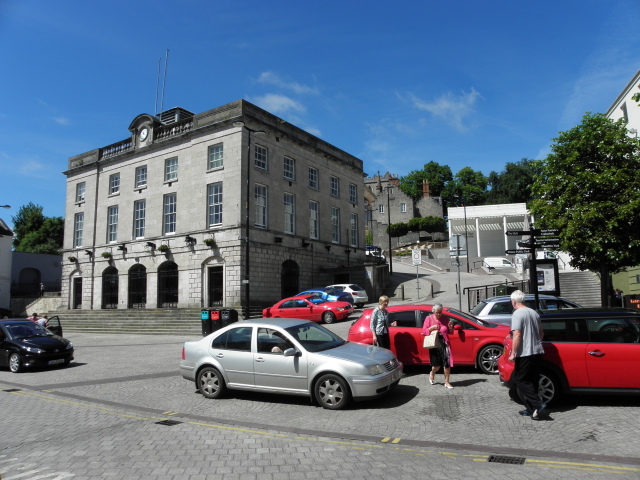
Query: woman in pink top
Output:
[[421, 303, 455, 389]]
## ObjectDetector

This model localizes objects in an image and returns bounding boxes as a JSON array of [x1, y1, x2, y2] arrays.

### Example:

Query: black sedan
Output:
[[0, 318, 74, 373]]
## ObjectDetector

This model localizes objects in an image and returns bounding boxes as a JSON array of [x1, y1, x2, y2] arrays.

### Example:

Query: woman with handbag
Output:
[[369, 295, 396, 349], [421, 303, 455, 389]]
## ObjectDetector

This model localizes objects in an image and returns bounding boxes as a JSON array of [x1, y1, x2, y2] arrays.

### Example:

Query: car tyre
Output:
[[322, 311, 336, 324], [9, 353, 22, 373], [477, 344, 502, 374], [314, 373, 351, 410], [357, 303, 364, 308], [514, 370, 561, 406], [198, 367, 226, 399]]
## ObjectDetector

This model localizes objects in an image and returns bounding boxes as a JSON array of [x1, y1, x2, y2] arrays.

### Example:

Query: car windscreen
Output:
[[310, 298, 327, 305], [285, 322, 346, 352], [470, 302, 488, 315], [446, 308, 495, 328], [349, 285, 364, 291], [5, 322, 51, 339]]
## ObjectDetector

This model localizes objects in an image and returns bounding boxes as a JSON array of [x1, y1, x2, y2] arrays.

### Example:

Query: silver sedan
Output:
[[179, 318, 403, 410]]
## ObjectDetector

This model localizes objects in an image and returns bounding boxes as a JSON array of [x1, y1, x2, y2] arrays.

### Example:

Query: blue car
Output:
[[296, 288, 354, 305]]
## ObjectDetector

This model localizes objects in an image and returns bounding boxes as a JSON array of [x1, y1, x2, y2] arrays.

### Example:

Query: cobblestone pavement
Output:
[[1, 263, 639, 479]]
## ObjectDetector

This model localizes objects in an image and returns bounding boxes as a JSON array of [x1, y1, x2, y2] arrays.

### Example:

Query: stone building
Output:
[[61, 100, 367, 314], [363, 172, 444, 250]]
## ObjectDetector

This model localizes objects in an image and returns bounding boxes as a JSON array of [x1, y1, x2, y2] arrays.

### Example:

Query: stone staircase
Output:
[[53, 308, 218, 336], [559, 270, 602, 307]]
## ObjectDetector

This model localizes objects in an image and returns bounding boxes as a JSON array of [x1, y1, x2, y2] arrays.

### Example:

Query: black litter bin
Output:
[[220, 308, 239, 327], [210, 309, 222, 333], [201, 308, 222, 336], [496, 285, 517, 296]]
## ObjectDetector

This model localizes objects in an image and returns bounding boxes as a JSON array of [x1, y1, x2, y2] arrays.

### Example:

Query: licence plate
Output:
[[48, 359, 65, 365]]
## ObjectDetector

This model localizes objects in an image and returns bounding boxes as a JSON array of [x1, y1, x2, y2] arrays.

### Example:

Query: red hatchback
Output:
[[262, 295, 354, 324], [347, 305, 510, 374]]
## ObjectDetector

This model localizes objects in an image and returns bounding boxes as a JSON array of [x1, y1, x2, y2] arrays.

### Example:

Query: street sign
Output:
[[506, 228, 561, 237], [535, 237, 560, 244], [506, 249, 532, 254], [506, 230, 532, 236], [451, 261, 462, 267], [412, 249, 422, 266], [533, 244, 560, 249], [538, 228, 560, 236]]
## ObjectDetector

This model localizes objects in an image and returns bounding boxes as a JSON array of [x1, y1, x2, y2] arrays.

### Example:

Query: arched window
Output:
[[158, 261, 178, 308], [102, 266, 119, 309], [128, 264, 147, 309]]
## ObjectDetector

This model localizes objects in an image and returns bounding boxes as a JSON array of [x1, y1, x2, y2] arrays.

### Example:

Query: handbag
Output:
[[423, 331, 441, 349]]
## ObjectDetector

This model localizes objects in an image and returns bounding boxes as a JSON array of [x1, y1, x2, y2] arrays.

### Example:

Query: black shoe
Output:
[[532, 403, 548, 420], [519, 409, 531, 416]]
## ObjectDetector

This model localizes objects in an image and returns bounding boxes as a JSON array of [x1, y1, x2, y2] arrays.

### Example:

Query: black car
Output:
[[0, 317, 74, 373]]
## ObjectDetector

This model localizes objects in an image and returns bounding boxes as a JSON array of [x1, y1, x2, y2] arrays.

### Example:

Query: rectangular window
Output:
[[207, 183, 223, 226], [331, 207, 340, 243], [254, 145, 268, 170], [330, 176, 339, 197], [107, 205, 119, 243], [109, 173, 120, 195], [284, 193, 295, 234], [208, 144, 224, 169], [163, 193, 177, 234], [309, 201, 319, 240], [379, 204, 384, 214], [350, 213, 358, 248], [401, 203, 407, 213], [255, 184, 267, 228], [308, 167, 319, 189], [135, 166, 147, 188], [284, 157, 295, 181], [133, 200, 146, 239], [73, 212, 84, 247], [164, 157, 178, 182], [349, 183, 357, 204], [75, 182, 86, 203]]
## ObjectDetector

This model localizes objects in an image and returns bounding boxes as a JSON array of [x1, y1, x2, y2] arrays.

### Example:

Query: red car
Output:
[[347, 305, 510, 374], [262, 295, 354, 324], [498, 308, 640, 405]]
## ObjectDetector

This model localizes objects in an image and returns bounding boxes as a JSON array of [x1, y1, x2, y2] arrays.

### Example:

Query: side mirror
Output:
[[283, 348, 298, 357], [453, 325, 463, 331]]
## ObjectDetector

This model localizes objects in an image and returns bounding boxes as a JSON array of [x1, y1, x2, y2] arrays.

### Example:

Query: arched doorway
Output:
[[101, 266, 119, 309], [157, 261, 178, 308], [208, 266, 223, 307], [128, 264, 147, 309], [281, 260, 299, 298]]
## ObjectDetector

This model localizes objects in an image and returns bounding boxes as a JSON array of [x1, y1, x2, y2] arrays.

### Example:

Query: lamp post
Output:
[[233, 121, 266, 320], [0, 205, 10, 209], [386, 185, 393, 275]]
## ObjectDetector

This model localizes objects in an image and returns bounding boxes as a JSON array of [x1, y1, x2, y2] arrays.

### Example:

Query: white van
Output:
[[483, 257, 515, 269]]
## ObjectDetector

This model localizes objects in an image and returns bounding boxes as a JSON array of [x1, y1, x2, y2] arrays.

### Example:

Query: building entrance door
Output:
[[208, 266, 223, 307], [72, 277, 82, 309]]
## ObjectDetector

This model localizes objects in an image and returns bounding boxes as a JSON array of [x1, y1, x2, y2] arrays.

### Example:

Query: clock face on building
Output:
[[139, 127, 149, 142]]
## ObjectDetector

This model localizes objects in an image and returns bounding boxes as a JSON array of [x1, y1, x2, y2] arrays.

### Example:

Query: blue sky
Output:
[[1, 1, 640, 229]]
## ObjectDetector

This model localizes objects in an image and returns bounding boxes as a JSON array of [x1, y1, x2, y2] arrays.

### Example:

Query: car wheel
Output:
[[477, 344, 502, 374], [197, 367, 226, 399], [9, 353, 22, 373], [322, 311, 336, 324], [357, 303, 364, 308], [314, 374, 351, 410], [514, 370, 561, 406]]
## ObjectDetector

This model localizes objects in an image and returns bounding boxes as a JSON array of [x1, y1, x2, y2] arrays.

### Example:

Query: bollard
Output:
[[401, 284, 405, 300]]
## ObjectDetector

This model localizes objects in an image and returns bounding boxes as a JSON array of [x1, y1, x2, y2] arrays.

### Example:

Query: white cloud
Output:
[[53, 116, 71, 126], [19, 160, 46, 175], [409, 88, 481, 132], [257, 71, 319, 95], [253, 94, 306, 115]]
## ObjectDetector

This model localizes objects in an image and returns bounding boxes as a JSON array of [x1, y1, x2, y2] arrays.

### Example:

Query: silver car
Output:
[[180, 318, 403, 410], [470, 294, 582, 325], [326, 284, 369, 308]]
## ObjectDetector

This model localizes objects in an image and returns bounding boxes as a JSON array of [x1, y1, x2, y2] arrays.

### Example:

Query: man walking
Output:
[[508, 290, 547, 420]]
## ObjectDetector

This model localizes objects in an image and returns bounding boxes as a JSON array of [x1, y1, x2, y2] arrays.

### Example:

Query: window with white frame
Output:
[[208, 144, 223, 169], [309, 201, 319, 239], [254, 144, 268, 170], [330, 176, 339, 197], [133, 200, 146, 239], [308, 167, 319, 190], [73, 212, 84, 247], [284, 193, 295, 234], [331, 207, 340, 243], [283, 157, 295, 181], [135, 166, 147, 188], [401, 203, 407, 213], [350, 213, 358, 248], [75, 182, 86, 203], [349, 183, 357, 204], [109, 173, 120, 195], [107, 205, 118, 243], [164, 157, 178, 182], [255, 184, 267, 228], [207, 183, 223, 226], [379, 204, 384, 214], [163, 193, 177, 234]]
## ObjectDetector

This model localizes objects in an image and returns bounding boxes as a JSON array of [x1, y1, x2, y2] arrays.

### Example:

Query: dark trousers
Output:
[[513, 354, 543, 412], [375, 333, 390, 349]]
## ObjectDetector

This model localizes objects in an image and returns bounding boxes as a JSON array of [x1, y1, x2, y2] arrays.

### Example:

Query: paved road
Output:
[[2, 263, 639, 479]]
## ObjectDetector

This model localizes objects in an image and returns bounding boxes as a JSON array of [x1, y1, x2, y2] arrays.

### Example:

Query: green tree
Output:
[[530, 112, 640, 305], [12, 203, 64, 255], [387, 223, 410, 238], [408, 216, 446, 233], [399, 161, 453, 200], [486, 158, 542, 205], [442, 167, 488, 207]]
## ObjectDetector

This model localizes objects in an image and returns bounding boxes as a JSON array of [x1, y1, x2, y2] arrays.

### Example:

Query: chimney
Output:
[[422, 180, 430, 198]]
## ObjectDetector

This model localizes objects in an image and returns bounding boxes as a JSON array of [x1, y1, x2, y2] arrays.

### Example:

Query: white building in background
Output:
[[0, 218, 13, 312], [62, 100, 367, 313]]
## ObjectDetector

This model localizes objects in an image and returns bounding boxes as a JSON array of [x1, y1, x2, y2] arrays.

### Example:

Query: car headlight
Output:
[[22, 346, 45, 354], [337, 307, 345, 311], [66, 342, 73, 350], [367, 364, 384, 376]]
